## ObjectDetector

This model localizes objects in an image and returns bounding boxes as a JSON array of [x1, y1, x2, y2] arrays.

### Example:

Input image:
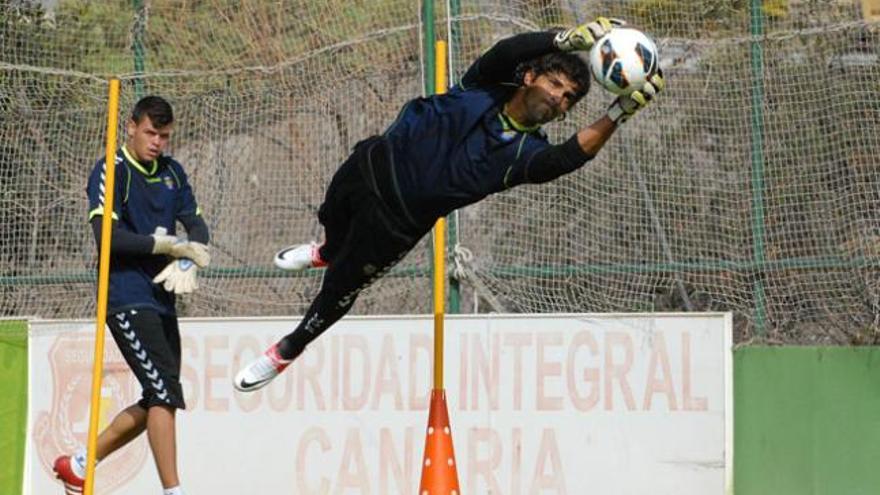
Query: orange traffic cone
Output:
[[418, 389, 461, 494]]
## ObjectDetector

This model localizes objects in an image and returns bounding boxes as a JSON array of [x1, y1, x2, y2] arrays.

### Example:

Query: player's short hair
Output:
[[131, 95, 174, 127], [515, 52, 592, 103]]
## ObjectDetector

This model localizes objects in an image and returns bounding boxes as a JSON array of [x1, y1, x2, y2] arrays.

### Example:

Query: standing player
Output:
[[53, 96, 210, 495], [234, 19, 663, 391]]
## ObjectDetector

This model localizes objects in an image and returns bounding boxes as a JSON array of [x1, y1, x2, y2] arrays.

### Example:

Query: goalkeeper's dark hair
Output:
[[131, 95, 174, 127], [515, 52, 591, 103]]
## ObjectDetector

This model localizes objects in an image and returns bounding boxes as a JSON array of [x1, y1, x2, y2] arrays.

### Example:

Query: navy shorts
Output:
[[107, 309, 185, 410]]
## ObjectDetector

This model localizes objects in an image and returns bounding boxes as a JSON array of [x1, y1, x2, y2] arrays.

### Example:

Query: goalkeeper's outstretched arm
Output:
[[460, 18, 621, 88], [501, 122, 608, 188], [501, 71, 666, 188], [460, 31, 558, 87]]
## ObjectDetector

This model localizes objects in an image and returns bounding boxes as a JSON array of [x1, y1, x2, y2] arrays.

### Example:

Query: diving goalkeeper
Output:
[[234, 18, 664, 392]]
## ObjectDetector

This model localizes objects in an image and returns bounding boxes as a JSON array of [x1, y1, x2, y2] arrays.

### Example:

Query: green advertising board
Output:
[[735, 346, 880, 495]]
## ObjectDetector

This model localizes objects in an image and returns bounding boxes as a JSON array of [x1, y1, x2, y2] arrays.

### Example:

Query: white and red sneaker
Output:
[[273, 242, 328, 271], [53, 455, 85, 495], [233, 343, 293, 392]]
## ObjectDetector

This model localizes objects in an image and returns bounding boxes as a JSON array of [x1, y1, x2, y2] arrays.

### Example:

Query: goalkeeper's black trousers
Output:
[[278, 137, 430, 360]]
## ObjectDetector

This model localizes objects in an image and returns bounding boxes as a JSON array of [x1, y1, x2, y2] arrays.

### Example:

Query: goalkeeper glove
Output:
[[151, 234, 211, 268], [606, 71, 665, 125], [554, 17, 624, 52], [153, 259, 200, 295]]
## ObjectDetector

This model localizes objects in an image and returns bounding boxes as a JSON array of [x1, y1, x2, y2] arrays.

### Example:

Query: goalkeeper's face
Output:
[[126, 116, 173, 162], [520, 70, 580, 124]]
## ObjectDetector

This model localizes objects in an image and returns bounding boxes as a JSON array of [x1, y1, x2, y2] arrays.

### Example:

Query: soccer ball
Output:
[[589, 28, 659, 96]]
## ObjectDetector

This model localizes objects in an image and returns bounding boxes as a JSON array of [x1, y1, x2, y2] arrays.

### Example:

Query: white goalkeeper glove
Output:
[[153, 259, 200, 295], [606, 71, 665, 125], [151, 234, 211, 268], [554, 17, 624, 52]]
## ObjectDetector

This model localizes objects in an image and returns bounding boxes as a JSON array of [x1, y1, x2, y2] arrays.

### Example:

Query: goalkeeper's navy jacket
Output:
[[86, 146, 201, 315], [363, 31, 592, 230]]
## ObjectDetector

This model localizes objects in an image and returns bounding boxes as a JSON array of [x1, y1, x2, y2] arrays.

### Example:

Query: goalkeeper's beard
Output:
[[522, 91, 560, 125]]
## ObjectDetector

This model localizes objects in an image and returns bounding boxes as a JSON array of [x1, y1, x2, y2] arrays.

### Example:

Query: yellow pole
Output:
[[433, 216, 446, 389], [432, 40, 448, 390], [419, 39, 460, 494], [83, 78, 120, 495]]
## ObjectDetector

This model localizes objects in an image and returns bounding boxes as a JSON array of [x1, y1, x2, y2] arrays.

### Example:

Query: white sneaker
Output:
[[233, 343, 293, 392], [274, 242, 328, 271]]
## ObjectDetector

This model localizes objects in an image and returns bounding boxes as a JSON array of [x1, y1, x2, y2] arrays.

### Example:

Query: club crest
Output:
[[500, 129, 518, 141], [32, 331, 147, 492]]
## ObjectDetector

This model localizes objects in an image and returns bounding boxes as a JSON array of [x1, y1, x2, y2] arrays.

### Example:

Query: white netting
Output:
[[451, 0, 880, 343], [2, 0, 879, 343]]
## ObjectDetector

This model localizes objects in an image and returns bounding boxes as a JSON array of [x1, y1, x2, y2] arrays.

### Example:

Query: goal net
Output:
[[2, 0, 878, 342]]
